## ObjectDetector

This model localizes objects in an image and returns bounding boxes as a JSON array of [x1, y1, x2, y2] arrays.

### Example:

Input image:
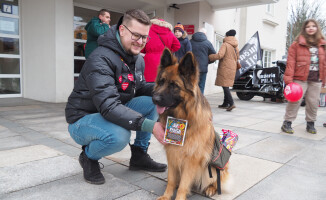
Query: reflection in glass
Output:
[[0, 17, 19, 35], [74, 60, 85, 74], [74, 24, 87, 40], [74, 42, 85, 57], [0, 57, 19, 74], [0, 37, 19, 54], [0, 78, 20, 94]]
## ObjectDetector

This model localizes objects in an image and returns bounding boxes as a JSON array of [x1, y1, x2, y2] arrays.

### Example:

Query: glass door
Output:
[[0, 0, 20, 97]]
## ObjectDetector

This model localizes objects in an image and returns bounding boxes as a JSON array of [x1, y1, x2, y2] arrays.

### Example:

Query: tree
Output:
[[286, 0, 326, 51]]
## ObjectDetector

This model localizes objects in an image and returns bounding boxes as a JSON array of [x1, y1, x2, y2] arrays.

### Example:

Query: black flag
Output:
[[235, 31, 262, 80]]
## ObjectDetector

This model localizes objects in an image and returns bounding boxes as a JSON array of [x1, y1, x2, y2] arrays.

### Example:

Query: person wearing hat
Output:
[[209, 29, 239, 111], [141, 17, 180, 82], [190, 28, 216, 94], [174, 23, 192, 61]]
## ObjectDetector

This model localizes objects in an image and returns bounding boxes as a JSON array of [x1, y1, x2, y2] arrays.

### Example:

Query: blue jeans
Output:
[[68, 96, 158, 160], [198, 72, 207, 94]]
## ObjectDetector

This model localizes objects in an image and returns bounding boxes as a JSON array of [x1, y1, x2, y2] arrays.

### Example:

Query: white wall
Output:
[[21, 0, 74, 102]]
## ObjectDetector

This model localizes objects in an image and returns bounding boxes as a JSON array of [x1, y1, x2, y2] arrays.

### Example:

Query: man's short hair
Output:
[[123, 9, 151, 26], [99, 9, 110, 16]]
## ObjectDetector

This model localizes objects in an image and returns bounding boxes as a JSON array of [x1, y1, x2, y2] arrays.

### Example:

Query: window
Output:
[[73, 6, 123, 82], [266, 4, 274, 15], [0, 0, 21, 97], [263, 50, 272, 68]]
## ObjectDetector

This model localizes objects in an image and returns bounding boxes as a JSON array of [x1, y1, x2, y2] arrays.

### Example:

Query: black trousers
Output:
[[222, 87, 234, 106]]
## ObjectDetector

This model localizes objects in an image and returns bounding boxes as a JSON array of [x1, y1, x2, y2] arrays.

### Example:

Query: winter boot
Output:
[[226, 104, 236, 111], [306, 122, 317, 134], [129, 144, 167, 172], [79, 146, 105, 185], [218, 103, 229, 109], [281, 121, 294, 134]]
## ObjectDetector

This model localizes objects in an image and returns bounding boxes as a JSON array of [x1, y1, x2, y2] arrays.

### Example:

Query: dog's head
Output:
[[152, 48, 199, 115]]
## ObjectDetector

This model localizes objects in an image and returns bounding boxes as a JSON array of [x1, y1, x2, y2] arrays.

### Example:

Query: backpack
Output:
[[208, 129, 238, 194]]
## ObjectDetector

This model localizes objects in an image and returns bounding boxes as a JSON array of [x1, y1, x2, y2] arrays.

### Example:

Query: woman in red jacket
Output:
[[141, 17, 180, 82], [282, 19, 326, 134]]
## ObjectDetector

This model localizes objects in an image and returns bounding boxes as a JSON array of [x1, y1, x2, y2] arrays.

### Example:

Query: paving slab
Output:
[[0, 105, 43, 112], [0, 145, 63, 168], [103, 163, 151, 183], [15, 116, 66, 126], [0, 155, 81, 194], [0, 173, 139, 200], [235, 165, 326, 200], [115, 189, 159, 200], [217, 116, 267, 128], [235, 134, 310, 163], [0, 136, 33, 151], [211, 153, 282, 200], [287, 141, 326, 174], [27, 120, 68, 133], [0, 128, 20, 139], [229, 128, 272, 151]]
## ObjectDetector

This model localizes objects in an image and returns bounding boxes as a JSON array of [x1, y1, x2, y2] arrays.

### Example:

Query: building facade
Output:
[[0, 0, 286, 102]]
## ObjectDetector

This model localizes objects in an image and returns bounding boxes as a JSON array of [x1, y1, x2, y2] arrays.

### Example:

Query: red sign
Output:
[[183, 25, 195, 35]]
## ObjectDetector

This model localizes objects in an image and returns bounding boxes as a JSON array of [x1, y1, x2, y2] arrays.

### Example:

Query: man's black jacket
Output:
[[65, 24, 154, 131]]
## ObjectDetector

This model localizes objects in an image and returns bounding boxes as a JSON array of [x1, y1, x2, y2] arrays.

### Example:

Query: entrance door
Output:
[[0, 0, 20, 97]]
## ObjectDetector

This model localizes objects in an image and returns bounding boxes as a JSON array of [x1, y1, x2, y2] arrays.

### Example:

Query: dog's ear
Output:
[[178, 51, 198, 80], [160, 48, 173, 68]]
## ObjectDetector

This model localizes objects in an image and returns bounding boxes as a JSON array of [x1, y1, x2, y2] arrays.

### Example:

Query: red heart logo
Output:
[[121, 82, 129, 91], [128, 74, 134, 81]]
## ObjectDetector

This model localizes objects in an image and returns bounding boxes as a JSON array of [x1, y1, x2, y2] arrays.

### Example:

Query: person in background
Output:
[[141, 17, 180, 82], [65, 9, 167, 185], [209, 29, 239, 111], [281, 19, 326, 134], [174, 23, 192, 61], [84, 9, 111, 58], [190, 28, 216, 94]]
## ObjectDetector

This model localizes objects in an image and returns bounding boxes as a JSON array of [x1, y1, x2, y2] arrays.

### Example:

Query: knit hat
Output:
[[174, 23, 184, 33], [226, 29, 236, 36]]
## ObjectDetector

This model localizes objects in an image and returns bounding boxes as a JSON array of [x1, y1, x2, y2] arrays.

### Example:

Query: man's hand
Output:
[[152, 122, 166, 145]]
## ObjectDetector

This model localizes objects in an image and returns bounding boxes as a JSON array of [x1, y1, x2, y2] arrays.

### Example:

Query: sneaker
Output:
[[79, 146, 105, 185], [226, 104, 236, 111], [306, 122, 317, 134], [281, 121, 294, 134], [129, 144, 167, 172]]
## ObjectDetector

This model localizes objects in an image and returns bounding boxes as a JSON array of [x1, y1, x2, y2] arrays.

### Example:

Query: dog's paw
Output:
[[204, 185, 217, 197], [157, 196, 170, 200]]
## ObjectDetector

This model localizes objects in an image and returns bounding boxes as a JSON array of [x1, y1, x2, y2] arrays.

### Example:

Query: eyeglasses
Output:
[[123, 25, 150, 43]]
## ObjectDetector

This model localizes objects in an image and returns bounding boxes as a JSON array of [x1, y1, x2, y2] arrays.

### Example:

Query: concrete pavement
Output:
[[0, 92, 325, 200]]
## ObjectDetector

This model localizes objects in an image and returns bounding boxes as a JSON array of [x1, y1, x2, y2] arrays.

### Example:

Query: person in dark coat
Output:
[[65, 9, 167, 185], [174, 23, 192, 61], [84, 9, 111, 58], [190, 28, 216, 94]]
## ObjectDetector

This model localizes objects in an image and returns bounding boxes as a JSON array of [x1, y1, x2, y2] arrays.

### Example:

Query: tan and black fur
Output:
[[153, 49, 228, 200]]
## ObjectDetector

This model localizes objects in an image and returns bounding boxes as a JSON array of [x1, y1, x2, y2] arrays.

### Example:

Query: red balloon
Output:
[[284, 82, 303, 102]]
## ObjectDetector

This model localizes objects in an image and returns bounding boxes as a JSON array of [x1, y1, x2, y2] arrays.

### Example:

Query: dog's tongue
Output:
[[156, 105, 166, 114]]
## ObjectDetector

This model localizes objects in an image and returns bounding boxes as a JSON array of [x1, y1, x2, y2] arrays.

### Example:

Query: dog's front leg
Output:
[[157, 164, 178, 200], [175, 160, 200, 200]]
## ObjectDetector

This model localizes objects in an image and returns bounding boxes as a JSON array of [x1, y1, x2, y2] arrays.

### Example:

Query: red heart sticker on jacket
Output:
[[128, 74, 134, 81], [119, 76, 122, 83], [121, 82, 129, 91]]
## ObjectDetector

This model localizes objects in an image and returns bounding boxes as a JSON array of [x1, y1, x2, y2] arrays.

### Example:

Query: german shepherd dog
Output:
[[153, 49, 228, 200]]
